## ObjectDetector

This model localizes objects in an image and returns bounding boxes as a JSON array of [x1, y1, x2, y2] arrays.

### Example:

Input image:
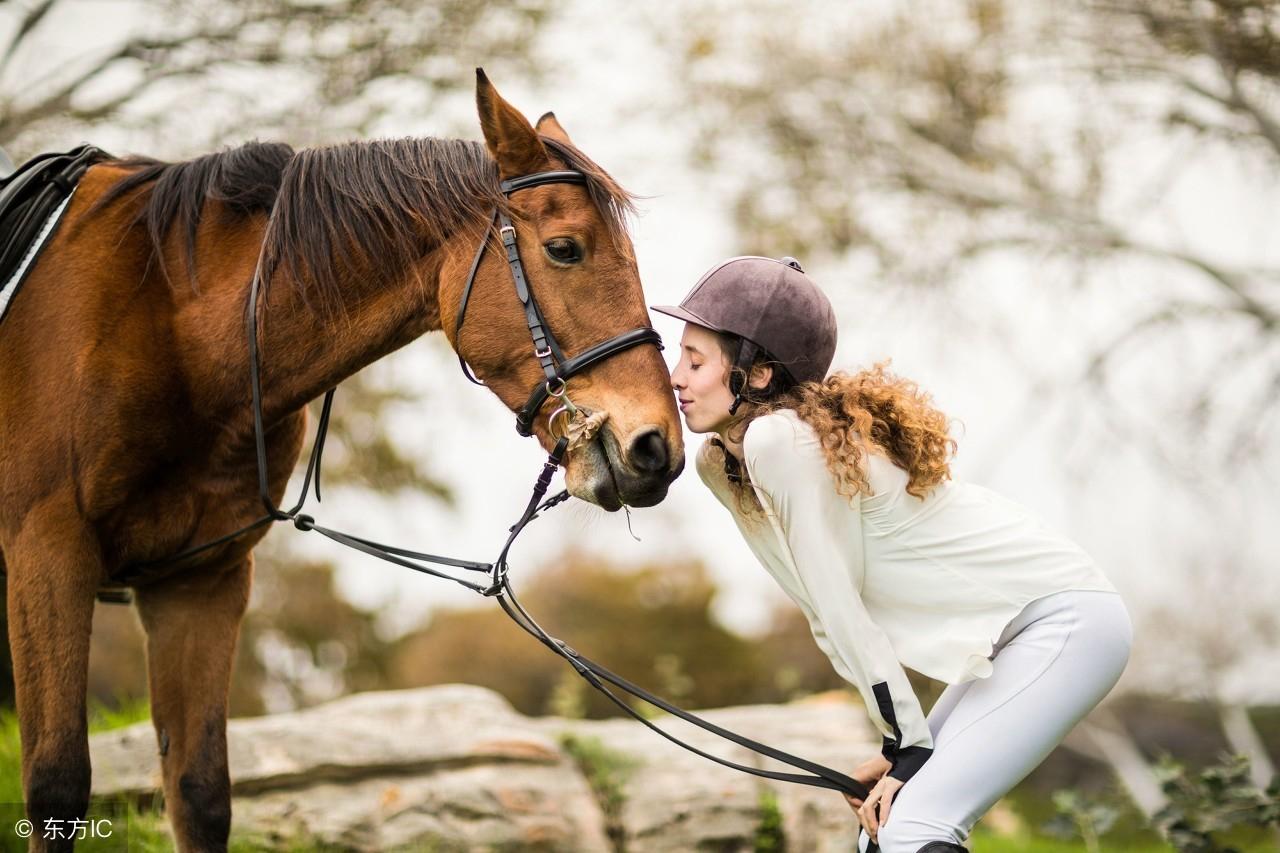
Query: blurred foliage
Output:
[[1044, 789, 1123, 853], [0, 0, 552, 155], [7, 549, 851, 722], [230, 555, 398, 716], [1152, 754, 1280, 851], [387, 550, 844, 718], [300, 375, 453, 502]]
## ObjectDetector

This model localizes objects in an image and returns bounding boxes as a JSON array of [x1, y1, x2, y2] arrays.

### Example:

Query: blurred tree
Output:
[[671, 0, 1280, 476], [389, 550, 854, 718], [231, 551, 395, 716], [0, 0, 551, 156]]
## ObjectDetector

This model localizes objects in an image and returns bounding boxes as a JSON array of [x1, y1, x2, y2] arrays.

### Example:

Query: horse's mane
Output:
[[93, 136, 637, 312]]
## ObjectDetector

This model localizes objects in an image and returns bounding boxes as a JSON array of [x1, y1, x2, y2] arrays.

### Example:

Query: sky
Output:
[[8, 0, 1279, 701]]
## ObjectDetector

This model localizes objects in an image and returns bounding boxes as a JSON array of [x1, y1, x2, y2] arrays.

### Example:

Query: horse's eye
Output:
[[544, 238, 583, 265]]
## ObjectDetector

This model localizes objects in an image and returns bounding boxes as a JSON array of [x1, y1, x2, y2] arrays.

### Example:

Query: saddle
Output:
[[0, 145, 129, 605], [0, 144, 106, 324]]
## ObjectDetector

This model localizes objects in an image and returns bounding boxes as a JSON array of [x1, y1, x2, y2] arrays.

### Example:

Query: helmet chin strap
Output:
[[728, 339, 760, 415]]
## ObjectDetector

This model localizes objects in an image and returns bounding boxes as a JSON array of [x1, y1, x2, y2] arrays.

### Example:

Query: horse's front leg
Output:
[[5, 498, 101, 853], [134, 555, 252, 853]]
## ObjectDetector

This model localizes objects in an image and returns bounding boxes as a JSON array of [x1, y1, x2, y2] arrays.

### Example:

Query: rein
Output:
[[120, 166, 868, 801]]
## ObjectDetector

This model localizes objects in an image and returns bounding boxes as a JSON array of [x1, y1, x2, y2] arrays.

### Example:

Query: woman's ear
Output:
[[748, 363, 773, 390]]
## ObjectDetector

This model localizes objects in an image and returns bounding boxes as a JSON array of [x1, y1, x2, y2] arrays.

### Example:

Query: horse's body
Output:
[[0, 74, 682, 851]]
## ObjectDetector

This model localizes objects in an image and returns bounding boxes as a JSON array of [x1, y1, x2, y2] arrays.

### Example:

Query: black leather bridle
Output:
[[453, 169, 662, 437], [116, 164, 866, 801]]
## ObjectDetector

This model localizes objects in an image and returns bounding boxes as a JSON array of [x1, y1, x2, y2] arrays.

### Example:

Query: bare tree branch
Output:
[[0, 0, 54, 76], [1189, 9, 1280, 162]]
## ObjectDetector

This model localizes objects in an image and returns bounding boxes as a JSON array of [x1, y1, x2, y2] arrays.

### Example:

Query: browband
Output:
[[500, 170, 588, 194]]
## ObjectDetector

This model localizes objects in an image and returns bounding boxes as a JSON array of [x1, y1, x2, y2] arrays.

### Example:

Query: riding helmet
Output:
[[652, 256, 837, 410]]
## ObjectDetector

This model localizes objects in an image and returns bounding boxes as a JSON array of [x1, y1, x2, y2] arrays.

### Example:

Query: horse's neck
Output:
[[255, 257, 447, 421], [184, 209, 446, 430]]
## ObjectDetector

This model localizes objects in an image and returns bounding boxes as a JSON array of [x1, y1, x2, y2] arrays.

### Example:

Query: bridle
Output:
[[453, 169, 662, 438], [114, 163, 867, 801]]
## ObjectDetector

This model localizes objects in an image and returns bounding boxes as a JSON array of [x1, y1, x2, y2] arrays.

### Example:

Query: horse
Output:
[[0, 70, 684, 852]]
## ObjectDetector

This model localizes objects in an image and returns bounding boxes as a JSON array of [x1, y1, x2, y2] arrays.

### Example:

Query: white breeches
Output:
[[859, 590, 1132, 853]]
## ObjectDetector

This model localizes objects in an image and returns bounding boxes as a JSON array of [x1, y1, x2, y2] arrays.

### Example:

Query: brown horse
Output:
[[0, 71, 683, 851]]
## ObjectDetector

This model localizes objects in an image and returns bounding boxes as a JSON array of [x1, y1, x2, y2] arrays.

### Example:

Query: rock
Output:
[[541, 690, 877, 852], [92, 684, 562, 796], [91, 684, 610, 851], [89, 684, 879, 852], [231, 761, 608, 852]]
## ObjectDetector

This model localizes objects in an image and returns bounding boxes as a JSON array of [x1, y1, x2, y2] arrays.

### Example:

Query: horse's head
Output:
[[440, 71, 684, 510]]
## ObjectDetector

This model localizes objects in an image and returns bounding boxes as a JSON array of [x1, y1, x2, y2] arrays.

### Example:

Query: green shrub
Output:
[[1152, 754, 1280, 852]]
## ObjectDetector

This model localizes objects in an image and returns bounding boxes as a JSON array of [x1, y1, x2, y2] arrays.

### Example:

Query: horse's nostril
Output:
[[629, 428, 668, 474]]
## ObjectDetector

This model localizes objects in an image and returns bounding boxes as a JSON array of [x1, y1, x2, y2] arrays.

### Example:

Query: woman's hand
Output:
[[842, 754, 892, 811], [856, 774, 904, 844]]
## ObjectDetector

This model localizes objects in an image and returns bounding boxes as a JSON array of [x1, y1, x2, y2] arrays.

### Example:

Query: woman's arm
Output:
[[743, 413, 933, 784]]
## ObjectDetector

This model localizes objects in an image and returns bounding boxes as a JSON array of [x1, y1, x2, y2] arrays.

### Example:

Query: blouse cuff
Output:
[[884, 744, 932, 783]]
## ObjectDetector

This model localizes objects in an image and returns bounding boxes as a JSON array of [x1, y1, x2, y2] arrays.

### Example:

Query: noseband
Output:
[[453, 169, 663, 437]]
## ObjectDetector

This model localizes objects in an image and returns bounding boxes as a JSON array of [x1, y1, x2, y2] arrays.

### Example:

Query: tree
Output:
[[1, 0, 551, 156], [390, 550, 779, 718]]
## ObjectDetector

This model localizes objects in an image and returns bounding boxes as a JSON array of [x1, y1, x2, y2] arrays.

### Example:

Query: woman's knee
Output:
[[875, 816, 964, 853]]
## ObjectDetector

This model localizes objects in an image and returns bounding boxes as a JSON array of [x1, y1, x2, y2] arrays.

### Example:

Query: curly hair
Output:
[[706, 337, 957, 515]]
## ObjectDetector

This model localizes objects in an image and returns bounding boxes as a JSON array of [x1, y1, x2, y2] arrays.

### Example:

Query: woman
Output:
[[653, 257, 1132, 853]]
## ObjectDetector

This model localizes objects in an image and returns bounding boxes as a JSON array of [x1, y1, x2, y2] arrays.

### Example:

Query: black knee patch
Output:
[[27, 758, 90, 849], [177, 766, 231, 849], [176, 719, 231, 850], [915, 843, 967, 852]]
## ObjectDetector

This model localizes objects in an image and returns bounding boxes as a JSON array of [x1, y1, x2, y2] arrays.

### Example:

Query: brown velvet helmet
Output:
[[652, 256, 837, 409]]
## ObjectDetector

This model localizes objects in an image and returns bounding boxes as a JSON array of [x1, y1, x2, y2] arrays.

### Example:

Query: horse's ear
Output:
[[476, 68, 550, 179], [535, 111, 574, 147]]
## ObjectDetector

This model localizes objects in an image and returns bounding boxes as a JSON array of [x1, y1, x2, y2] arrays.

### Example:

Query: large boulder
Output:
[[90, 684, 878, 851]]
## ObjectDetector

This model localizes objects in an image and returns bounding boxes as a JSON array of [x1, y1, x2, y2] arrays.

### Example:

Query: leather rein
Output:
[[118, 166, 867, 801]]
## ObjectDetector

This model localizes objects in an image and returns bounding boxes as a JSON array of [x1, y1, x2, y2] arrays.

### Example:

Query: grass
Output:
[[754, 788, 785, 852], [0, 704, 438, 851], [1, 699, 170, 852], [558, 732, 640, 851]]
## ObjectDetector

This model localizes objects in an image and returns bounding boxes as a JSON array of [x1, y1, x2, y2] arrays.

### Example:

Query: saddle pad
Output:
[[0, 189, 74, 325], [0, 145, 104, 329]]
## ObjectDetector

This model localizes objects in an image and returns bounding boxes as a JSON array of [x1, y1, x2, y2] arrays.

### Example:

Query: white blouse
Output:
[[696, 408, 1115, 781]]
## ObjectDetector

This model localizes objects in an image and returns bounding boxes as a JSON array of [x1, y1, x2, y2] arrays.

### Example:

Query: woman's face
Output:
[[670, 323, 736, 435]]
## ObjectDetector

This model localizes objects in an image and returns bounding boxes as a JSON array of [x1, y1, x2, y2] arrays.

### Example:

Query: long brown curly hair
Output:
[[707, 335, 957, 514]]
